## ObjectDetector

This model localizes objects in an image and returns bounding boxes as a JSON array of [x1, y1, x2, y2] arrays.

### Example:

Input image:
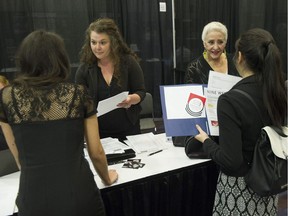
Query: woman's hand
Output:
[[194, 124, 210, 143], [117, 93, 141, 109], [103, 169, 118, 186], [117, 95, 132, 109]]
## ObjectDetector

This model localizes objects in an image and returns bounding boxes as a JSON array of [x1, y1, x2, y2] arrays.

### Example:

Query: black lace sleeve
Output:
[[185, 58, 204, 84], [0, 83, 97, 123], [184, 56, 210, 84], [79, 85, 97, 118]]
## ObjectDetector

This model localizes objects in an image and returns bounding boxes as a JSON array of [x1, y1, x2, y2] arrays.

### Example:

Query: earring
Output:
[[203, 50, 207, 60]]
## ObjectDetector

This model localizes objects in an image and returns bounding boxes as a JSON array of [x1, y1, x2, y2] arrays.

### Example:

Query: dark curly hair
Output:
[[79, 18, 139, 83]]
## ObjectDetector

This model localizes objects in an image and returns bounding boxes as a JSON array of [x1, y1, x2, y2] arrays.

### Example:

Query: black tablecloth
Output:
[[101, 160, 219, 216]]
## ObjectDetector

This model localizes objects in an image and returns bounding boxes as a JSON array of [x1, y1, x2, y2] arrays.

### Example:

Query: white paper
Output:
[[97, 91, 129, 117], [126, 132, 169, 154], [159, 2, 166, 12], [100, 137, 130, 154], [163, 85, 206, 119], [204, 88, 223, 136], [206, 71, 242, 135], [207, 70, 242, 90]]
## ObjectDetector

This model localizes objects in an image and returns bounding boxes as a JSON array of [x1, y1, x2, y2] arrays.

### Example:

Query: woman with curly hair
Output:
[[75, 18, 146, 140]]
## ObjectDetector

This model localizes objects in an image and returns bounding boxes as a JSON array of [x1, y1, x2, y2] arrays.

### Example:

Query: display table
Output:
[[100, 160, 218, 216], [0, 134, 219, 216]]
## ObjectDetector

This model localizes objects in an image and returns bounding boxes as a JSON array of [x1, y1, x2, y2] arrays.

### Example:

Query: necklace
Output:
[[203, 52, 227, 73]]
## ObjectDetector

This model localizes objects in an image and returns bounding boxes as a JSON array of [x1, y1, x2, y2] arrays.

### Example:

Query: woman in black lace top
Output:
[[0, 30, 118, 216]]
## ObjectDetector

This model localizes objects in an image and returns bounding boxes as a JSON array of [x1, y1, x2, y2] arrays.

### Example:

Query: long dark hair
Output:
[[235, 28, 287, 128], [14, 30, 70, 87], [79, 18, 138, 82]]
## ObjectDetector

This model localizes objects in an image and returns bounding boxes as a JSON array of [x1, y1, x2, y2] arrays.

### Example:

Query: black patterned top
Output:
[[0, 82, 105, 216], [184, 53, 239, 84]]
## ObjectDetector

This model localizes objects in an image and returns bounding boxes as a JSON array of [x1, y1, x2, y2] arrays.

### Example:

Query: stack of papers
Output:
[[125, 133, 168, 154], [101, 137, 130, 154], [205, 71, 242, 135]]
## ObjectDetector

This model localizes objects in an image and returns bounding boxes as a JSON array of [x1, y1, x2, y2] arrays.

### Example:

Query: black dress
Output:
[[0, 83, 105, 216]]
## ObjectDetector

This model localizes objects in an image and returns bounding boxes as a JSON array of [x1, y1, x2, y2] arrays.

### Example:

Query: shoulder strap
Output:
[[231, 89, 265, 125], [232, 89, 287, 137]]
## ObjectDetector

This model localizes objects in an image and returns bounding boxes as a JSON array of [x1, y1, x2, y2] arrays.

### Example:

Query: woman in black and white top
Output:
[[195, 28, 287, 215]]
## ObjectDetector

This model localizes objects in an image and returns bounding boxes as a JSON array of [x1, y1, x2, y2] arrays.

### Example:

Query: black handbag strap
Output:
[[232, 89, 265, 124], [232, 89, 287, 137]]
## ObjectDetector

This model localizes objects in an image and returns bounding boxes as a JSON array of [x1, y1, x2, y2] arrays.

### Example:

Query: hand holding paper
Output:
[[97, 91, 129, 117], [117, 95, 132, 109], [194, 124, 210, 143]]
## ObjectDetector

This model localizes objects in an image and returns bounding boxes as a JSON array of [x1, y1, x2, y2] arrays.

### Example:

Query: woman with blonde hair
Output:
[[185, 21, 239, 84]]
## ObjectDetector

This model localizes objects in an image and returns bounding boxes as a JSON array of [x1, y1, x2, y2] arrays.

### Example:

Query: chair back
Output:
[[140, 92, 154, 117], [140, 93, 156, 132]]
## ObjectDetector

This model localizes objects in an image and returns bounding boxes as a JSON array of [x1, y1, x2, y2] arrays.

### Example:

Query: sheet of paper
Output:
[[126, 132, 169, 154], [206, 71, 242, 135], [97, 91, 129, 117], [204, 88, 222, 136], [207, 70, 242, 90], [101, 137, 130, 154]]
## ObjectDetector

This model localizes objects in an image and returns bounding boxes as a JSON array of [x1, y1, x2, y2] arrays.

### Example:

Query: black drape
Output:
[[0, 0, 286, 116], [0, 0, 90, 80], [0, 0, 173, 118], [101, 161, 219, 216], [174, 0, 287, 83], [104, 0, 174, 118]]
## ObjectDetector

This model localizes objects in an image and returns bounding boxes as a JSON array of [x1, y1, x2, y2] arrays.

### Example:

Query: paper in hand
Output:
[[97, 91, 129, 117]]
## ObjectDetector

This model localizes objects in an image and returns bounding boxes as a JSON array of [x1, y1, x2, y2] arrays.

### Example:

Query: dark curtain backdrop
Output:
[[0, 0, 286, 117], [0, 0, 173, 117], [175, 0, 287, 83]]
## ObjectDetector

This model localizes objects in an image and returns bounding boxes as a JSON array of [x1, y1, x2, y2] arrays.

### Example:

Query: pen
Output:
[[148, 149, 163, 156]]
